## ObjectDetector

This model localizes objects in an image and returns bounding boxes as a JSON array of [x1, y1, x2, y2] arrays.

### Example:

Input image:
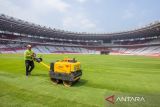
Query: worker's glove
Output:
[[31, 53, 36, 58]]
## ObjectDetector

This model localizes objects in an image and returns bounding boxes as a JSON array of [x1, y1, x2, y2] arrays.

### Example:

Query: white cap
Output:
[[27, 45, 32, 48]]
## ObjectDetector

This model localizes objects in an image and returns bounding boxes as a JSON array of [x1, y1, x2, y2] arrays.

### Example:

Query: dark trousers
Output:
[[25, 60, 34, 76]]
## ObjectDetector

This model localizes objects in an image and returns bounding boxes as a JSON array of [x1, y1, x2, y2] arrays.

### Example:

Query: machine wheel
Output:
[[75, 78, 80, 82], [63, 81, 73, 87], [50, 78, 60, 84]]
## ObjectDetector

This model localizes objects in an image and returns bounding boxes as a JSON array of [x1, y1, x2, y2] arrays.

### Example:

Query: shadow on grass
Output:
[[73, 79, 88, 87], [31, 73, 49, 77], [31, 74, 87, 87]]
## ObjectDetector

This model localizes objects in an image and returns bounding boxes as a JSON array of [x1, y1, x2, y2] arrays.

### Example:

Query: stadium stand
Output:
[[0, 14, 160, 55], [110, 46, 160, 56]]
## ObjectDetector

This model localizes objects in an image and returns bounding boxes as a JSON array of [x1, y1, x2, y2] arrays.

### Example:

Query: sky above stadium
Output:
[[0, 0, 160, 33]]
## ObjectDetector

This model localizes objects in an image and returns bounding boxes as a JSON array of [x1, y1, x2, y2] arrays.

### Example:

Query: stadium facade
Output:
[[0, 14, 160, 56]]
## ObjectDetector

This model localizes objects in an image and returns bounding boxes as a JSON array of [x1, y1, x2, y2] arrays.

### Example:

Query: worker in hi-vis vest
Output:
[[24, 45, 35, 77]]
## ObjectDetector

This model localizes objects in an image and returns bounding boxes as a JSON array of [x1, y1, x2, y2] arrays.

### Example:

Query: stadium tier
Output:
[[0, 14, 160, 55]]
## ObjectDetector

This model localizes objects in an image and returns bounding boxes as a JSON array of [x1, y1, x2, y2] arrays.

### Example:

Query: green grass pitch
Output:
[[0, 54, 160, 107]]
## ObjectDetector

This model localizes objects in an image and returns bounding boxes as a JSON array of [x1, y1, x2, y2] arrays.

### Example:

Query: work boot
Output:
[[26, 75, 29, 79]]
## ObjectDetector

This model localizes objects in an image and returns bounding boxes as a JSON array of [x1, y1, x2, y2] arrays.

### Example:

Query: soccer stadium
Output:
[[1, 14, 160, 55], [0, 1, 160, 107]]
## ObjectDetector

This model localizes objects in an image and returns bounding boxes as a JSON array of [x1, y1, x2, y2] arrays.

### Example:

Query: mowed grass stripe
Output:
[[0, 80, 99, 107], [0, 71, 105, 107]]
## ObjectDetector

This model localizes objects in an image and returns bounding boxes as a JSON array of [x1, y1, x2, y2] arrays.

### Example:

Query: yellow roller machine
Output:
[[34, 57, 82, 87]]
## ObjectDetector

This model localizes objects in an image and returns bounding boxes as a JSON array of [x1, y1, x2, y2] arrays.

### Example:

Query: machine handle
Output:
[[39, 62, 50, 70]]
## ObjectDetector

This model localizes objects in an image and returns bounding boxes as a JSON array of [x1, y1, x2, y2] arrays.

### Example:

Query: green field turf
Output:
[[0, 54, 160, 107]]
